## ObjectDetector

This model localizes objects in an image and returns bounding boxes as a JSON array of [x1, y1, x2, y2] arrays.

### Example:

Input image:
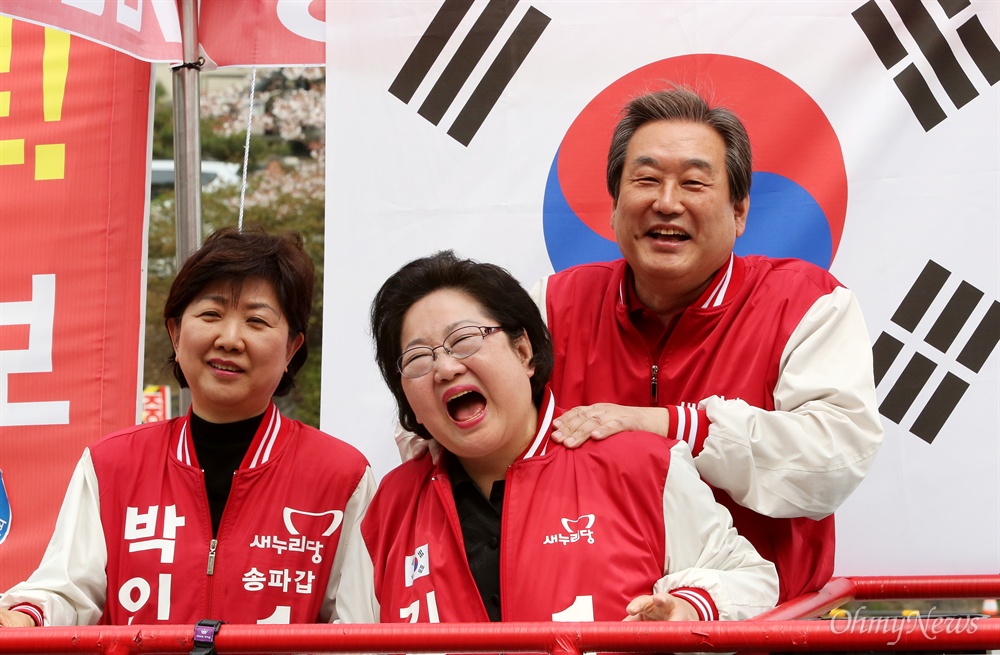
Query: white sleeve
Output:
[[694, 287, 885, 519], [394, 421, 423, 463], [656, 442, 778, 621], [0, 449, 107, 625], [321, 466, 379, 624], [528, 276, 549, 323]]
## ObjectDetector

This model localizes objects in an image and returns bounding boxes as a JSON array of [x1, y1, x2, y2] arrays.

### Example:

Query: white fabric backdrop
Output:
[[323, 0, 999, 575]]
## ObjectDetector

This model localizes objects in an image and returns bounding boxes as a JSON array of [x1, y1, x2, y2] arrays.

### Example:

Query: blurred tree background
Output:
[[145, 67, 326, 427]]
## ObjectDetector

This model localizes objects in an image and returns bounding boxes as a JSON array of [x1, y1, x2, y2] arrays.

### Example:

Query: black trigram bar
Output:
[[938, 0, 1000, 84], [957, 15, 1000, 85], [891, 260, 950, 332], [418, 0, 519, 126], [389, 0, 475, 105], [873, 332, 905, 386], [910, 371, 970, 443], [938, 0, 970, 20], [854, 0, 998, 131], [389, 0, 550, 146], [891, 0, 978, 109], [957, 300, 1000, 373], [880, 351, 936, 424], [894, 63, 949, 130], [853, 1, 907, 68], [925, 280, 984, 353], [448, 6, 550, 146]]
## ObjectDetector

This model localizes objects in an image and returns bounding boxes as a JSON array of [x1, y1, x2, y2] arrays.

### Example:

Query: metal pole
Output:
[[171, 0, 202, 416]]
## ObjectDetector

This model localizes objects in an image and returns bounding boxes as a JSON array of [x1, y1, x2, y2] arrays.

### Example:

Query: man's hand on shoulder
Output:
[[552, 404, 670, 447], [624, 593, 699, 622]]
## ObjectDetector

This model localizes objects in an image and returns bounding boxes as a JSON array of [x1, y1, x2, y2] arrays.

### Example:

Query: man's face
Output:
[[611, 119, 748, 305]]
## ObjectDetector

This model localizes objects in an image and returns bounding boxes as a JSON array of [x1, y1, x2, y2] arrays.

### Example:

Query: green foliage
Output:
[[150, 82, 292, 167], [198, 130, 291, 169], [144, 67, 326, 427], [151, 82, 174, 160], [142, 191, 180, 413]]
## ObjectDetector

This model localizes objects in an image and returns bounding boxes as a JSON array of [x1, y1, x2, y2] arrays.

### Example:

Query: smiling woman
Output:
[[163, 231, 312, 424], [0, 226, 376, 628]]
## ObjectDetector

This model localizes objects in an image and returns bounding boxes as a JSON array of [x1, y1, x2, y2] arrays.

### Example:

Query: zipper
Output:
[[207, 538, 218, 575], [650, 364, 658, 405]]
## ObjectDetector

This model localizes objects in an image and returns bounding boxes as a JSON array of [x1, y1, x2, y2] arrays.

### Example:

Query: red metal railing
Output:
[[754, 574, 1000, 621], [1, 575, 998, 654]]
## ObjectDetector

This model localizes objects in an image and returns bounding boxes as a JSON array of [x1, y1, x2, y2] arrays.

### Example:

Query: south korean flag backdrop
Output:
[[324, 1, 999, 575]]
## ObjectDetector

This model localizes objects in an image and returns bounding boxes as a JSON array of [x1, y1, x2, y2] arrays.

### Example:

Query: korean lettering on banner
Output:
[[0, 17, 150, 590], [0, 0, 326, 66], [142, 386, 171, 423]]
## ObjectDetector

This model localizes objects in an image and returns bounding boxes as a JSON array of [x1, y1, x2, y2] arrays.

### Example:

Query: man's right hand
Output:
[[0, 609, 37, 628], [551, 403, 670, 447]]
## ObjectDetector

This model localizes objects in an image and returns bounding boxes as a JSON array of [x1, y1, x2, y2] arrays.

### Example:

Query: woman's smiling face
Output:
[[399, 288, 537, 469], [168, 278, 303, 423]]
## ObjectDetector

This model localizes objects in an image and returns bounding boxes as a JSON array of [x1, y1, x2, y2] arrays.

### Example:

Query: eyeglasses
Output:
[[397, 325, 504, 379]]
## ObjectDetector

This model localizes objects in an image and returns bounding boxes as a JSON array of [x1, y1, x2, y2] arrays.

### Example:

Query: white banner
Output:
[[324, 0, 999, 575]]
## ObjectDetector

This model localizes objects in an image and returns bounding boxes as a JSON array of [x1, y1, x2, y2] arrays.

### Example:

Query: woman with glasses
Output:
[[354, 250, 777, 625]]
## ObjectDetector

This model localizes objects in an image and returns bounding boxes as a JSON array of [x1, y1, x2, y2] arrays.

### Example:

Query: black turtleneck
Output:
[[189, 412, 263, 536]]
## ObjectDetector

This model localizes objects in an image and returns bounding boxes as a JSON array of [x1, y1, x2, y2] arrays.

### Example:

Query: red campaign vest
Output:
[[91, 403, 369, 624], [544, 255, 842, 602], [363, 393, 672, 624]]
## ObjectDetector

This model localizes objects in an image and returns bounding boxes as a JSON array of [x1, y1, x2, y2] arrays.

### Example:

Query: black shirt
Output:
[[189, 411, 262, 536], [447, 455, 505, 622]]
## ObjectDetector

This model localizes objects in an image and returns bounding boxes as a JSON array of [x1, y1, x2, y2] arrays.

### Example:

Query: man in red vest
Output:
[[530, 85, 884, 603]]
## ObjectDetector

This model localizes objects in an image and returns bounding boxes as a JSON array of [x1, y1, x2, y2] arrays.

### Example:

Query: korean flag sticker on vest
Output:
[[0, 468, 11, 545], [405, 544, 430, 588]]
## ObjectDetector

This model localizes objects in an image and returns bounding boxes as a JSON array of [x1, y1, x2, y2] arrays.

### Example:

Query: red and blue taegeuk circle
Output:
[[543, 55, 847, 272]]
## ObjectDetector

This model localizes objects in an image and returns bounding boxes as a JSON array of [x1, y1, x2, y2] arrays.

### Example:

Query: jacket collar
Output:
[[617, 253, 743, 311], [519, 386, 557, 461], [173, 402, 285, 469]]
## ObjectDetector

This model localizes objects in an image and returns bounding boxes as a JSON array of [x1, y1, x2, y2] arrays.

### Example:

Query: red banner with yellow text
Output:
[[0, 0, 325, 66], [0, 18, 151, 589]]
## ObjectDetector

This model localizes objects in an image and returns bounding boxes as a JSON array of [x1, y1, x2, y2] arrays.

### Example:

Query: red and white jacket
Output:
[[0, 403, 376, 626], [532, 255, 884, 601], [357, 390, 777, 626]]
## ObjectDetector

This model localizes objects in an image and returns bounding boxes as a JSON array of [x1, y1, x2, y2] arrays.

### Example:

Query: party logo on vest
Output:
[[543, 514, 596, 546], [282, 507, 344, 537]]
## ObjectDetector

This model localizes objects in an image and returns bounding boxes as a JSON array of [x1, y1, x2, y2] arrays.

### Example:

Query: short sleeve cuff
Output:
[[666, 406, 711, 455], [9, 603, 43, 627], [669, 587, 718, 621]]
